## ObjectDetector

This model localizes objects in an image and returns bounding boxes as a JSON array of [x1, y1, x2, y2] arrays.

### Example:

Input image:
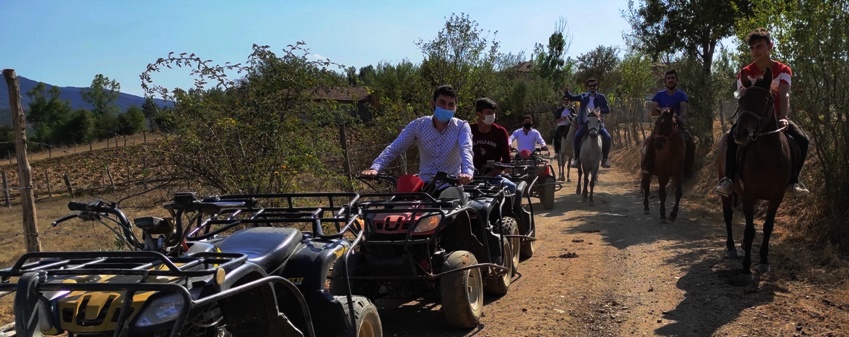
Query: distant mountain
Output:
[[0, 76, 170, 126]]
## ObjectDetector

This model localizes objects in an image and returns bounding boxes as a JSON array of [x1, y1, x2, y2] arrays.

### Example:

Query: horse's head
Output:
[[653, 107, 678, 136], [586, 108, 601, 137], [734, 67, 776, 145]]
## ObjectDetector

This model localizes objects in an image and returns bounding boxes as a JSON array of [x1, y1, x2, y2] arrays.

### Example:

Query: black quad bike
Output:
[[0, 192, 382, 337], [510, 147, 561, 211], [332, 172, 516, 329], [481, 161, 538, 260]]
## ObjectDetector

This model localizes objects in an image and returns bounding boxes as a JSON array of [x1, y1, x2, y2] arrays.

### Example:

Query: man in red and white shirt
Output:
[[714, 28, 810, 198]]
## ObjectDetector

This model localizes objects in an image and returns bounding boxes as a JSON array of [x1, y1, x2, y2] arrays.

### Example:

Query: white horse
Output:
[[557, 120, 577, 182], [576, 109, 603, 203]]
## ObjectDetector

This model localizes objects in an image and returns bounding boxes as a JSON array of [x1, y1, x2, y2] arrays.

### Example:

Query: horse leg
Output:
[[722, 195, 738, 258], [641, 172, 652, 215], [741, 198, 757, 275], [588, 168, 596, 203], [758, 202, 780, 273], [558, 156, 565, 182], [582, 167, 589, 200], [576, 165, 582, 195], [669, 176, 682, 222], [566, 157, 572, 182], [657, 175, 668, 220]]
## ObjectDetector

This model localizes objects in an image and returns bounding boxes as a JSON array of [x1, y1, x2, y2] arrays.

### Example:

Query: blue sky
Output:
[[1, 1, 633, 97]]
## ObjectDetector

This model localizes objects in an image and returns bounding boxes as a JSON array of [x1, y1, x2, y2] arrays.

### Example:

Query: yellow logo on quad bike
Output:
[[53, 264, 183, 334]]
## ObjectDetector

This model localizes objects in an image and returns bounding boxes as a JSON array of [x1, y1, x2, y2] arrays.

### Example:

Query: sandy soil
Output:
[[374, 163, 849, 337]]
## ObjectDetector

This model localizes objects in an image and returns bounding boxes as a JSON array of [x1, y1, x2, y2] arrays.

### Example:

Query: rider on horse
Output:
[[552, 96, 577, 157], [565, 78, 612, 168], [714, 27, 811, 198], [643, 69, 695, 176]]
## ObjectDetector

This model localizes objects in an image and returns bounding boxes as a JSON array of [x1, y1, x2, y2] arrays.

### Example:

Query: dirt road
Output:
[[376, 165, 849, 336]]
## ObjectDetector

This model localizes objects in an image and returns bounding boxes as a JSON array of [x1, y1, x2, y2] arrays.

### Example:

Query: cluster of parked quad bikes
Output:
[[0, 149, 561, 337]]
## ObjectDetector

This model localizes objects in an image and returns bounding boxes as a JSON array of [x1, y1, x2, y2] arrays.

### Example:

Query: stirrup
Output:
[[714, 178, 733, 197]]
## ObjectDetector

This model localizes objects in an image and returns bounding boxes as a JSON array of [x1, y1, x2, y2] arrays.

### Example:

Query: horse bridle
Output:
[[737, 86, 786, 142], [653, 109, 679, 142]]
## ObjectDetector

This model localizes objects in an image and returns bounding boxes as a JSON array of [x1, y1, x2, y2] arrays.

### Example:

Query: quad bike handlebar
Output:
[[51, 199, 145, 251]]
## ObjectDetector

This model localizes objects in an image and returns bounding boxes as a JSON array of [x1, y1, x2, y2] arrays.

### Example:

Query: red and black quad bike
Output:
[[481, 161, 538, 260], [510, 147, 562, 211], [332, 172, 515, 329], [0, 192, 382, 337]]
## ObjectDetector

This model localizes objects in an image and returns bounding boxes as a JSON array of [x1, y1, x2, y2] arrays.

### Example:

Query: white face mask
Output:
[[483, 114, 496, 125]]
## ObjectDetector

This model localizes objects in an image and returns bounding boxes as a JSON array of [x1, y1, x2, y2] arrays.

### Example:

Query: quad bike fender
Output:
[[438, 210, 488, 263], [282, 238, 352, 292], [216, 262, 270, 290]]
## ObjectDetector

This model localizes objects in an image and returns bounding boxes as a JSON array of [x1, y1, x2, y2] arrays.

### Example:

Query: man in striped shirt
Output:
[[362, 85, 474, 185]]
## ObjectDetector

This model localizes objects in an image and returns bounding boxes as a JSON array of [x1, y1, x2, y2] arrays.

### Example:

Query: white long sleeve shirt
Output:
[[509, 128, 546, 153]]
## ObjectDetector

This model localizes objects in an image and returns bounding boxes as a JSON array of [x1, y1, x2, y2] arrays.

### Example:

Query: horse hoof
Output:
[[734, 273, 753, 285], [726, 250, 739, 259], [669, 214, 678, 222], [757, 264, 771, 273], [567, 178, 571, 182]]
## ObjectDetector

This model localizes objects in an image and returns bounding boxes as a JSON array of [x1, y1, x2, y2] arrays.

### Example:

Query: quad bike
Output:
[[333, 172, 515, 329], [480, 161, 538, 260], [0, 192, 382, 337], [510, 147, 561, 211]]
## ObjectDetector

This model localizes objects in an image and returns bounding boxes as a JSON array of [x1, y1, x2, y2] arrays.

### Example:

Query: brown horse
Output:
[[641, 107, 685, 221], [717, 67, 797, 277]]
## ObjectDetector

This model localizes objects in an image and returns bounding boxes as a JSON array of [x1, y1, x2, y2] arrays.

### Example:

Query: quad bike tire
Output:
[[329, 253, 366, 296], [440, 251, 483, 328], [520, 212, 536, 260], [483, 234, 513, 295], [337, 295, 383, 337], [540, 176, 556, 210], [495, 217, 520, 276]]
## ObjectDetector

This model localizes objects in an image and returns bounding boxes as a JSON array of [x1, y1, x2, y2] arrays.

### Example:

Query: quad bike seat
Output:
[[217, 227, 303, 272]]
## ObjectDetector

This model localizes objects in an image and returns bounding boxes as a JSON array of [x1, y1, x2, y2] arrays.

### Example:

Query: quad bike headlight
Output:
[[133, 293, 185, 328], [413, 214, 442, 233]]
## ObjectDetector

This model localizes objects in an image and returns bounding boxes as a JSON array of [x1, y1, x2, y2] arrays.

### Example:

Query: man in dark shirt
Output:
[[470, 97, 516, 193]]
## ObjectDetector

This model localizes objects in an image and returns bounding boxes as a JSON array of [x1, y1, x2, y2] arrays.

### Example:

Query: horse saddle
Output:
[[735, 130, 801, 180]]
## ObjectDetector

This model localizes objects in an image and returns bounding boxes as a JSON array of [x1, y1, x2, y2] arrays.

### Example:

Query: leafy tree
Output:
[[141, 43, 351, 193], [573, 45, 620, 89], [141, 97, 160, 131], [117, 105, 145, 135], [416, 12, 500, 115], [81, 74, 121, 116], [625, 0, 753, 145], [57, 109, 97, 145], [532, 18, 573, 90], [25, 83, 72, 144]]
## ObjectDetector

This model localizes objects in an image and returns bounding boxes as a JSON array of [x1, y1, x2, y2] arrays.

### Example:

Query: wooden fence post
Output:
[[2, 172, 10, 208], [4, 69, 42, 253], [63, 173, 74, 198], [44, 170, 52, 196], [105, 165, 116, 191]]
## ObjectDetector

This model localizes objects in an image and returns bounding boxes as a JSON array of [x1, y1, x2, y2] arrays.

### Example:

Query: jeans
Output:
[[573, 124, 612, 159], [488, 176, 517, 194]]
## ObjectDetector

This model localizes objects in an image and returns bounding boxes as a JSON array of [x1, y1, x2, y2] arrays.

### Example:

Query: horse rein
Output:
[[737, 87, 786, 142]]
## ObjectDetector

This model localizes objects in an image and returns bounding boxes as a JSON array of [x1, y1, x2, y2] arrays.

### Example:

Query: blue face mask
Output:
[[434, 106, 455, 122]]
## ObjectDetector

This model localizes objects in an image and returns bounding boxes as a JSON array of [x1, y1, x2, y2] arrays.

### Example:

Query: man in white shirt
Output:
[[362, 85, 474, 185], [509, 115, 547, 154]]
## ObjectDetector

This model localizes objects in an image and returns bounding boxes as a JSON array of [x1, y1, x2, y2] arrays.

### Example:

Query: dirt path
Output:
[[376, 165, 849, 336]]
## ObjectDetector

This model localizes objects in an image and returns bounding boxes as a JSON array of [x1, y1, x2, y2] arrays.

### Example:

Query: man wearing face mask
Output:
[[470, 97, 516, 193], [552, 96, 576, 156], [509, 115, 547, 154], [564, 78, 612, 168], [362, 85, 474, 185]]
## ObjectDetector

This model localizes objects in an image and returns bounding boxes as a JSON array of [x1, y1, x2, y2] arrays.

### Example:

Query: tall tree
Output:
[[625, 0, 751, 145], [141, 97, 159, 131], [532, 18, 573, 90], [26, 83, 72, 144], [416, 12, 500, 113], [81, 74, 121, 116], [573, 45, 620, 88]]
